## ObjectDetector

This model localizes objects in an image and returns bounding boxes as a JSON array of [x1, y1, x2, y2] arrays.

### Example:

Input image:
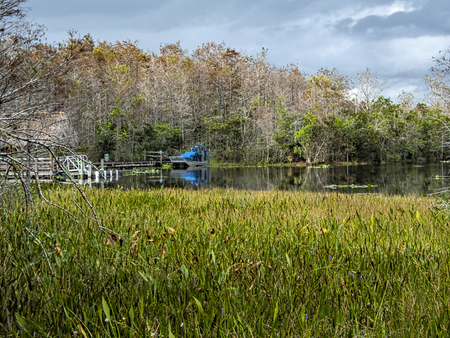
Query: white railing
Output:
[[58, 155, 88, 173]]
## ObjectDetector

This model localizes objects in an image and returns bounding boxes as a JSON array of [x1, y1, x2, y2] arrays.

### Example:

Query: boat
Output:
[[169, 145, 210, 168]]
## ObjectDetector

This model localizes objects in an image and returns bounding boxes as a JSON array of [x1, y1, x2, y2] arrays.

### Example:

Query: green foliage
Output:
[[2, 188, 450, 336], [273, 101, 298, 156], [136, 123, 182, 155], [131, 95, 144, 105], [109, 106, 124, 117], [294, 112, 327, 162], [206, 115, 247, 162], [118, 63, 131, 73], [95, 121, 116, 155]]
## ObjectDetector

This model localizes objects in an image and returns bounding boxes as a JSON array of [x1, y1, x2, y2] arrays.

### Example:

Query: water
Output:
[[100, 163, 450, 196]]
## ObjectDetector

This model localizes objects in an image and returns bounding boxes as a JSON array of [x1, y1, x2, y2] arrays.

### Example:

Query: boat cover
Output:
[[179, 151, 201, 161]]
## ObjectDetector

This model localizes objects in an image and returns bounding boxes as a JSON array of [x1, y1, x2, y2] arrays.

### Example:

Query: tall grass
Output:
[[1, 186, 450, 337]]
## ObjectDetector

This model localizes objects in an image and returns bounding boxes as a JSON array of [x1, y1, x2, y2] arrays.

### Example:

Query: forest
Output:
[[2, 2, 450, 165], [52, 39, 450, 164]]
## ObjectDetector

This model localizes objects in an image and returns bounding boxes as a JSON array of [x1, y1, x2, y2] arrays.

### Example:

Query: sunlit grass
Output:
[[1, 187, 449, 336]]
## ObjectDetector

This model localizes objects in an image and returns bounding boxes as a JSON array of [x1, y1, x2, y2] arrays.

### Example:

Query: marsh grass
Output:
[[1, 187, 450, 337]]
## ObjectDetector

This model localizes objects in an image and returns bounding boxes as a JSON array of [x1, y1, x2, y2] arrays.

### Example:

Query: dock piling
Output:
[[80, 160, 84, 179]]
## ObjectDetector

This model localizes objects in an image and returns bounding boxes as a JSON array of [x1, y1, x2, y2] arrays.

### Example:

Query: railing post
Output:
[[52, 157, 56, 177], [49, 153, 53, 178], [80, 160, 84, 179], [88, 163, 92, 179], [101, 158, 104, 171]]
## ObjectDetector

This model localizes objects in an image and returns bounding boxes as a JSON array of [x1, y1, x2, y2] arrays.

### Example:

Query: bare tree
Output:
[[355, 68, 388, 111], [426, 48, 450, 115], [0, 1, 116, 270]]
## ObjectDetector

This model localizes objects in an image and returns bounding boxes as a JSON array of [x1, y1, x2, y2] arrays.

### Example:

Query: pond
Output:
[[97, 163, 450, 196]]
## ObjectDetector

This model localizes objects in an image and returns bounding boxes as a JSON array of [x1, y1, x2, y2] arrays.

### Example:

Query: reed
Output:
[[1, 187, 449, 337]]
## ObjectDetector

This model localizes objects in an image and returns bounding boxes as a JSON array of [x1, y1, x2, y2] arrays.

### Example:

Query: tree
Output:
[[427, 46, 450, 114], [272, 101, 298, 161], [0, 0, 98, 235], [303, 68, 350, 117], [136, 123, 182, 156], [355, 68, 387, 112], [294, 112, 328, 163]]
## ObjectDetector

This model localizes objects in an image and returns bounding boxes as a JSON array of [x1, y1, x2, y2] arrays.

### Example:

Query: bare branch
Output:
[[24, 226, 55, 276]]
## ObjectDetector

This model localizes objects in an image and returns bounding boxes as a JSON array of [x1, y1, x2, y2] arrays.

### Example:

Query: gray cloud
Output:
[[333, 1, 450, 39], [26, 0, 450, 101]]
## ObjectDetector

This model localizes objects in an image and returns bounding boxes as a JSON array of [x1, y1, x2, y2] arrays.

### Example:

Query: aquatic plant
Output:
[[308, 164, 332, 169], [324, 184, 378, 189], [1, 187, 448, 336]]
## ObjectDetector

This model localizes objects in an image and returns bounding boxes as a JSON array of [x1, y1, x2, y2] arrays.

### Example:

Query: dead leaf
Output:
[[132, 231, 140, 238], [168, 227, 175, 234], [54, 243, 62, 255], [132, 240, 137, 258]]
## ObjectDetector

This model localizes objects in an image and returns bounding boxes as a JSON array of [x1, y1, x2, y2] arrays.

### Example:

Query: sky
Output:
[[26, 0, 450, 102]]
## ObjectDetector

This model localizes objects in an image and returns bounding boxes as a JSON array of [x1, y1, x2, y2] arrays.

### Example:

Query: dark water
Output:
[[100, 163, 450, 196]]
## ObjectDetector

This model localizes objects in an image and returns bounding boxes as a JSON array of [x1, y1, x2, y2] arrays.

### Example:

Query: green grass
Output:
[[1, 187, 450, 336]]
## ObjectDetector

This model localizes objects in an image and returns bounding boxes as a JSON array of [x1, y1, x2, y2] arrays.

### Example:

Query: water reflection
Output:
[[103, 167, 211, 190], [206, 163, 450, 196], [97, 163, 450, 196], [170, 168, 211, 187]]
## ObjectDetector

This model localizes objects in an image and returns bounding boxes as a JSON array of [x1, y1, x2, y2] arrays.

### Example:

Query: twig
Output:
[[24, 227, 55, 276], [34, 173, 78, 220]]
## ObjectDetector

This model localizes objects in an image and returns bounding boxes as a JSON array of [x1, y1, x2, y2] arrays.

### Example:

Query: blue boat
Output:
[[170, 145, 210, 168]]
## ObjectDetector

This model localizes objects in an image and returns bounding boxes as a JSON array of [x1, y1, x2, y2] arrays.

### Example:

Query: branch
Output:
[[24, 227, 55, 276]]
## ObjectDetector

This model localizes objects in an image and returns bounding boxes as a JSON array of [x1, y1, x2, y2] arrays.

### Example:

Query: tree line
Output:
[[2, 1, 450, 164]]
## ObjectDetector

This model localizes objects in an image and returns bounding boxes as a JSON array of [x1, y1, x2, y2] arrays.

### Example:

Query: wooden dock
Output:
[[0, 157, 57, 178], [0, 155, 165, 179], [91, 160, 158, 169]]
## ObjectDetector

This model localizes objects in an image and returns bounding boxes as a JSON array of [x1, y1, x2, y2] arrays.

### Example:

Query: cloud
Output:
[[333, 0, 450, 39]]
